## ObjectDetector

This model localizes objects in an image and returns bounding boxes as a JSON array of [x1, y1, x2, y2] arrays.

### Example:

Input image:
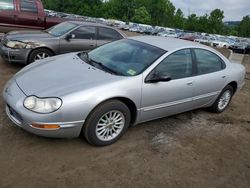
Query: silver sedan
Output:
[[3, 36, 246, 146]]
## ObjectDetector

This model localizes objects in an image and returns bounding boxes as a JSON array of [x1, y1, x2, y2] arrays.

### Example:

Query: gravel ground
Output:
[[0, 53, 249, 188]]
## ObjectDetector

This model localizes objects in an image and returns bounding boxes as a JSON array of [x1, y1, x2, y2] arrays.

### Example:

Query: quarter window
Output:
[[194, 49, 223, 74], [98, 27, 122, 41], [0, 0, 14, 10], [153, 49, 193, 80], [21, 0, 38, 13], [72, 26, 96, 40]]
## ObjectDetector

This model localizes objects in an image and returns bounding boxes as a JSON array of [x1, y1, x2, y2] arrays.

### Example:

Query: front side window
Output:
[[21, 0, 37, 13], [46, 22, 77, 37], [98, 27, 122, 41], [72, 26, 96, 40], [0, 0, 14, 10], [153, 49, 193, 80], [194, 49, 223, 75], [80, 39, 165, 76]]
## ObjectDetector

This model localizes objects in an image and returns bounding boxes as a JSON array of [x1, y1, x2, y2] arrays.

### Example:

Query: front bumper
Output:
[[0, 43, 31, 64], [3, 79, 84, 138]]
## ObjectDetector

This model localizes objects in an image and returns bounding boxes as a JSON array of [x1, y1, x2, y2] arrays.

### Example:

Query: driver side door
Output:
[[59, 26, 97, 54], [141, 49, 195, 122]]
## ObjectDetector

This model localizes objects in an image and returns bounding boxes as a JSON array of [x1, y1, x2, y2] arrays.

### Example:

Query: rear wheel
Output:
[[83, 100, 131, 146], [28, 48, 53, 64], [210, 85, 233, 113]]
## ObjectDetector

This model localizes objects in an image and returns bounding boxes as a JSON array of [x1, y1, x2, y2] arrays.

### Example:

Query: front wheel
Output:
[[28, 48, 53, 64], [83, 100, 131, 146], [210, 85, 233, 113]]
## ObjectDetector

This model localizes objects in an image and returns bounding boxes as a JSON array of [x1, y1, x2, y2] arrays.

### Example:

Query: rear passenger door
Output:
[[192, 48, 227, 108], [59, 26, 97, 54], [97, 27, 123, 47]]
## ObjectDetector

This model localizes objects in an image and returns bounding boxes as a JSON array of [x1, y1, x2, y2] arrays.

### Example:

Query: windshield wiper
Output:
[[78, 51, 92, 64], [78, 52, 123, 76], [89, 58, 123, 76]]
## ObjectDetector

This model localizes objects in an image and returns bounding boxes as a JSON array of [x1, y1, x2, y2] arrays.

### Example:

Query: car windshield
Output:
[[80, 39, 165, 76], [46, 22, 77, 37]]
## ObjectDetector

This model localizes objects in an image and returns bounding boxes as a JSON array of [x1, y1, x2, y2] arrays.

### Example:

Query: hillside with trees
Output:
[[42, 0, 250, 37]]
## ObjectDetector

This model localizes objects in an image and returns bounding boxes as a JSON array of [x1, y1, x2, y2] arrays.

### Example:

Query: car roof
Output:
[[129, 36, 207, 51], [68, 21, 112, 28]]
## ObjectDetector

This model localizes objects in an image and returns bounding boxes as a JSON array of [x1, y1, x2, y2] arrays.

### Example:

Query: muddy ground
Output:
[[0, 53, 249, 188]]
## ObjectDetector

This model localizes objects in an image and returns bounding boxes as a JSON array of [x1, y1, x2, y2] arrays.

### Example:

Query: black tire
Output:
[[83, 100, 131, 146], [28, 48, 53, 64], [210, 85, 233, 113]]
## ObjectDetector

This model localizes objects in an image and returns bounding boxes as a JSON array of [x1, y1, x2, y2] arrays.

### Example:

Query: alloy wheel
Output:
[[95, 110, 125, 141], [218, 90, 231, 111]]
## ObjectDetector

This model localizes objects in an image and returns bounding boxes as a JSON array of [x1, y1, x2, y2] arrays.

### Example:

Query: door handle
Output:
[[222, 76, 226, 78], [186, 81, 193, 86]]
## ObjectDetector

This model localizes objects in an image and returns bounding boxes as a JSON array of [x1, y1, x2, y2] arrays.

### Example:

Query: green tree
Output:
[[41, 0, 249, 37], [132, 6, 151, 24], [185, 14, 199, 31], [197, 14, 209, 32], [208, 9, 224, 34], [238, 15, 250, 37], [174, 8, 184, 29], [147, 0, 175, 26]]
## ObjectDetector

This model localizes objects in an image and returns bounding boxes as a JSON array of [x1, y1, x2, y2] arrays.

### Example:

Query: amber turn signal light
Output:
[[31, 124, 60, 130]]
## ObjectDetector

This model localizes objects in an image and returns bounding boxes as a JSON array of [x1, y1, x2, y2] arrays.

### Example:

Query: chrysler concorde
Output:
[[3, 36, 245, 146]]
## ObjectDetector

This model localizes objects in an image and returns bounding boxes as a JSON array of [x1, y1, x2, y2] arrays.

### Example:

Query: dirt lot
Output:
[[0, 54, 250, 188]]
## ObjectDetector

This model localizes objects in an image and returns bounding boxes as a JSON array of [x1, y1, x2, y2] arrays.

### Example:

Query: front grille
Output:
[[7, 105, 23, 123]]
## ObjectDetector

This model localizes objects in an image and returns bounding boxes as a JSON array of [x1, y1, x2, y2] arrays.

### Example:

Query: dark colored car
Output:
[[246, 45, 250, 54], [0, 21, 126, 64], [229, 39, 249, 54], [0, 0, 70, 33]]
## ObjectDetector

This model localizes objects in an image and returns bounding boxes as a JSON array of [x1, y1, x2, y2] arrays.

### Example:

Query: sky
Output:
[[171, 0, 250, 21]]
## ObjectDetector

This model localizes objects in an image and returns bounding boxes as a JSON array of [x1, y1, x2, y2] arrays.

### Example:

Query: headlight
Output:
[[24, 96, 62, 114], [6, 41, 31, 49]]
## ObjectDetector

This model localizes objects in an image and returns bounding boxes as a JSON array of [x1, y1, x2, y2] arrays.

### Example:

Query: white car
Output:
[[157, 30, 177, 38], [211, 38, 230, 48], [194, 36, 211, 43]]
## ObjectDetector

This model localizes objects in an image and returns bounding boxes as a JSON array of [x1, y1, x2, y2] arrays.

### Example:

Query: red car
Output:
[[180, 33, 198, 41], [0, 0, 68, 33]]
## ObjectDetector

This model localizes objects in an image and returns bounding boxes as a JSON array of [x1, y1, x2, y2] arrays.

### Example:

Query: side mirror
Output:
[[145, 73, 171, 83], [65, 34, 75, 41]]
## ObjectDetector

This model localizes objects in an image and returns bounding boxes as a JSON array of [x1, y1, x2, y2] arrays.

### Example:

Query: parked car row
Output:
[[105, 22, 250, 54]]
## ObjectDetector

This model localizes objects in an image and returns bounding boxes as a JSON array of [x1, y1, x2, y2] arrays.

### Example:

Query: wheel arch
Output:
[[227, 81, 237, 94], [28, 47, 55, 63], [85, 97, 138, 126]]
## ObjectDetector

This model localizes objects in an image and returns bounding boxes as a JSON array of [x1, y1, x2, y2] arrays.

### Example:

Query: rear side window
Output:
[[194, 49, 224, 75], [98, 27, 122, 41], [0, 0, 14, 10], [21, 0, 38, 13], [72, 26, 96, 40]]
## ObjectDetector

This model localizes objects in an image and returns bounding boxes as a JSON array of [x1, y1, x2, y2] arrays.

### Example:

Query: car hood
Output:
[[15, 53, 125, 97], [5, 30, 54, 41]]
